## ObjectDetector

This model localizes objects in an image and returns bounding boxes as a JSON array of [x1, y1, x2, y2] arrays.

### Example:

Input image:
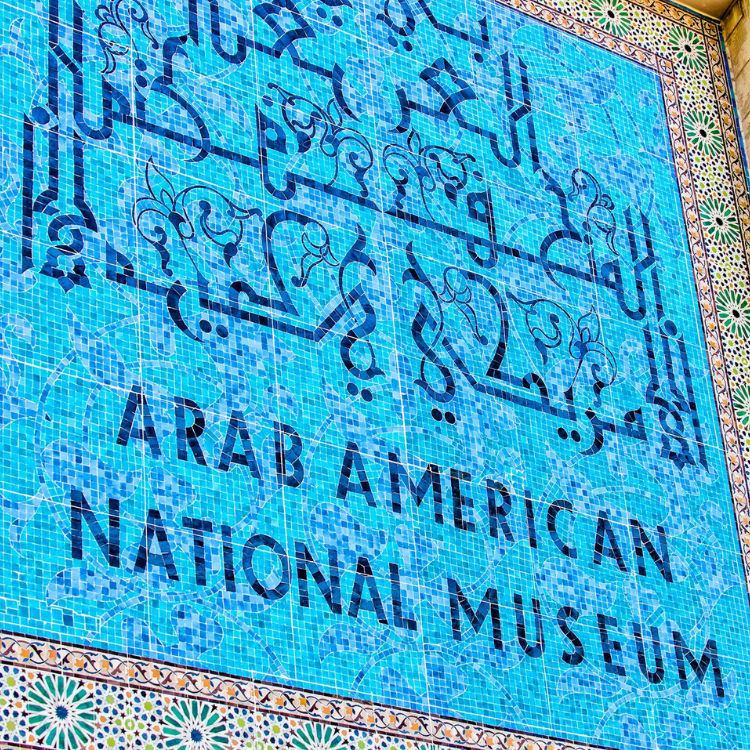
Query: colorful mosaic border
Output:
[[0, 631, 611, 750], [2, 0, 750, 746]]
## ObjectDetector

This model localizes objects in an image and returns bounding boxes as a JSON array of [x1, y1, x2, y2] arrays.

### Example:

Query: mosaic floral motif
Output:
[[291, 723, 345, 750], [105, 688, 162, 749], [684, 109, 724, 156], [590, 0, 632, 34], [733, 384, 750, 427], [0, 672, 24, 743], [700, 197, 741, 244], [26, 675, 95, 750], [669, 25, 707, 70], [254, 715, 289, 747], [716, 288, 750, 338], [163, 700, 229, 750]]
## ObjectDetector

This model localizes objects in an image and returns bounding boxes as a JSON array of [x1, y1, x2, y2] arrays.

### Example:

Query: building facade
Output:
[[0, 0, 747, 747]]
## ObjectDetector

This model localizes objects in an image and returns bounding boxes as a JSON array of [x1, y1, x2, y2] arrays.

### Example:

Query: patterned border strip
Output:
[[708, 35, 750, 264], [500, 0, 665, 68], [0, 632, 612, 750], [2, 0, 749, 747], [665, 64, 750, 591], [699, 34, 750, 588], [630, 0, 708, 31]]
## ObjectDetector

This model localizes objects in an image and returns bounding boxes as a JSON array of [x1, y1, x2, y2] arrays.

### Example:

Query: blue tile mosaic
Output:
[[0, 0, 747, 747]]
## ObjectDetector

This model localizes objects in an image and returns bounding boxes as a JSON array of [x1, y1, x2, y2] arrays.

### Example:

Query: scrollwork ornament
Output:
[[268, 85, 374, 197], [95, 0, 159, 75], [509, 295, 617, 404], [570, 168, 617, 255], [133, 159, 260, 280], [383, 129, 476, 218]]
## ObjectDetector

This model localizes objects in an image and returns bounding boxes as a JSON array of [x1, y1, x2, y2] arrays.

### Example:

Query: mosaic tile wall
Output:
[[0, 0, 747, 746]]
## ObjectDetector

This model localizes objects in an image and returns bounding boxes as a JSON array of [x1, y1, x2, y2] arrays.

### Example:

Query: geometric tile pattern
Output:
[[0, 0, 748, 747]]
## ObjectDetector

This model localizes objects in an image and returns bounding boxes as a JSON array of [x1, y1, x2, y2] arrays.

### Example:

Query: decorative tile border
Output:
[[0, 631, 610, 750], [2, 0, 750, 744], [495, 0, 665, 67]]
